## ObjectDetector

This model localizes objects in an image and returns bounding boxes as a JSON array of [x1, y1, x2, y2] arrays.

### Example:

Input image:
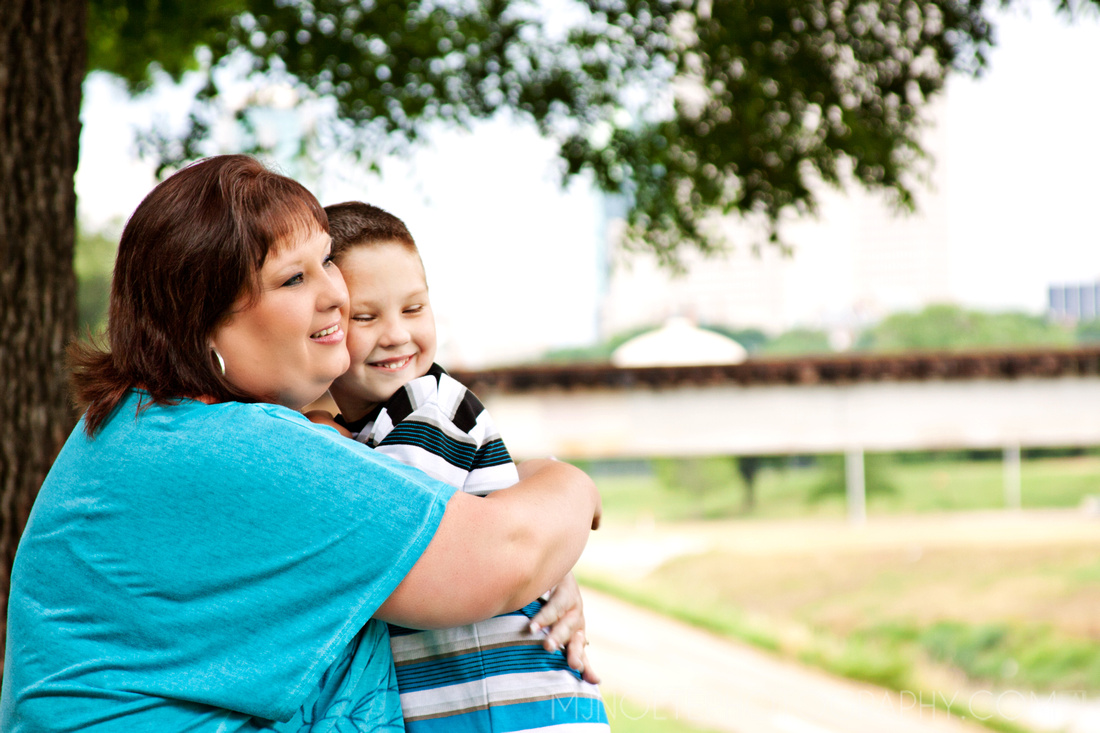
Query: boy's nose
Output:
[[379, 318, 410, 346]]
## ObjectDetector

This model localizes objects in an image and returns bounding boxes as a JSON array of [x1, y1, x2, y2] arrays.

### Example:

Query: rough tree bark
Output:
[[0, 0, 86, 673]]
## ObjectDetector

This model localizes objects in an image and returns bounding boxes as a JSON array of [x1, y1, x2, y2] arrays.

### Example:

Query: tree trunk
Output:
[[736, 456, 761, 513], [0, 0, 85, 675]]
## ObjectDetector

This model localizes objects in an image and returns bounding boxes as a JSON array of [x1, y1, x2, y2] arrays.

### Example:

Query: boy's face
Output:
[[329, 241, 437, 420]]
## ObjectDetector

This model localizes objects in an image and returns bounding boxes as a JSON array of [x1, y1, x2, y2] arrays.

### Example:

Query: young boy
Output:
[[312, 201, 609, 733]]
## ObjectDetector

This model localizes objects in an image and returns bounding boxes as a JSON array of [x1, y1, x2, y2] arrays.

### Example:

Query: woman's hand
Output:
[[528, 572, 600, 684]]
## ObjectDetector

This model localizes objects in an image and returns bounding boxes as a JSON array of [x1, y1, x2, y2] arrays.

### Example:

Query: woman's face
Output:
[[210, 227, 350, 409]]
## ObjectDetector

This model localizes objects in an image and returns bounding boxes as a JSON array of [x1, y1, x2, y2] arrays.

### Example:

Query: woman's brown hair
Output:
[[69, 154, 328, 435]]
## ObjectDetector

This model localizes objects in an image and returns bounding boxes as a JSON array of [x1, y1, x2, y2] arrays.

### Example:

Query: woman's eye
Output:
[[404, 305, 423, 315], [281, 273, 304, 287], [323, 255, 335, 267]]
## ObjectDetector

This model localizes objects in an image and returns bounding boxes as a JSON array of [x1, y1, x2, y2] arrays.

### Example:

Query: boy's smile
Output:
[[370, 355, 415, 371], [328, 241, 437, 422]]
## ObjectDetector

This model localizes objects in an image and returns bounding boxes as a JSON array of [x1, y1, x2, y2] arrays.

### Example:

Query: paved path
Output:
[[582, 588, 988, 733], [577, 509, 1100, 733]]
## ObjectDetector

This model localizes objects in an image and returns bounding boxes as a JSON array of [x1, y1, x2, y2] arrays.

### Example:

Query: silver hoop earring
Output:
[[212, 347, 226, 376]]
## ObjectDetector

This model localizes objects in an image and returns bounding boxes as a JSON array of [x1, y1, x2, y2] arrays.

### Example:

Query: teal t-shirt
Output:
[[0, 392, 457, 732]]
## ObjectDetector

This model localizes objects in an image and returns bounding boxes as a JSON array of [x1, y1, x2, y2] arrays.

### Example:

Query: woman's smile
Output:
[[311, 322, 345, 343]]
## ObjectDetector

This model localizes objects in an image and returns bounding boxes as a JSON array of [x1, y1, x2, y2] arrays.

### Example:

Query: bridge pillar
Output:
[[1004, 443, 1022, 510], [845, 448, 866, 524]]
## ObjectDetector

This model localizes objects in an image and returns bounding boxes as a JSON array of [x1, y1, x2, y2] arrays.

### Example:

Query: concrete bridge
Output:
[[452, 347, 1100, 521]]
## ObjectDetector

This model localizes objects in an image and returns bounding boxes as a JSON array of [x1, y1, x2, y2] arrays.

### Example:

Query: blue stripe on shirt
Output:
[[378, 424, 514, 470], [379, 422, 476, 465], [396, 646, 579, 691]]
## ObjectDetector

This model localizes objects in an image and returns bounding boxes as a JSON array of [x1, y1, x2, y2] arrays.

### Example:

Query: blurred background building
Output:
[[1050, 280, 1100, 322]]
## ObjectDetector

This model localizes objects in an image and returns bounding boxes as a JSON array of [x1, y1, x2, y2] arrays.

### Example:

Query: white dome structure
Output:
[[610, 317, 748, 367]]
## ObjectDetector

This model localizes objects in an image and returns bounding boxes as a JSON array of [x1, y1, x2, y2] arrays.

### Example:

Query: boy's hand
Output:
[[304, 409, 353, 438], [528, 572, 600, 684]]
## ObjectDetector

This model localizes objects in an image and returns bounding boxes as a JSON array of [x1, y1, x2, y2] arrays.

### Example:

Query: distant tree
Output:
[[856, 304, 1075, 352], [807, 453, 897, 504], [735, 455, 762, 512], [541, 322, 771, 363], [653, 455, 740, 518], [652, 455, 775, 516], [1076, 319, 1100, 344], [705, 325, 769, 354], [760, 327, 832, 356], [73, 225, 120, 333], [540, 324, 656, 364]]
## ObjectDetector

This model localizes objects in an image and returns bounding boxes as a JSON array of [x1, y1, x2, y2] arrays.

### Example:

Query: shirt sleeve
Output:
[[368, 369, 520, 496], [5, 397, 457, 724]]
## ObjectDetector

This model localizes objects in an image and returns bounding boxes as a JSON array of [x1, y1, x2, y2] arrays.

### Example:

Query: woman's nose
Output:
[[321, 265, 348, 312]]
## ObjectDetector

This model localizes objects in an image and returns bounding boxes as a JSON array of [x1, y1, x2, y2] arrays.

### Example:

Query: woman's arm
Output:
[[375, 458, 600, 629]]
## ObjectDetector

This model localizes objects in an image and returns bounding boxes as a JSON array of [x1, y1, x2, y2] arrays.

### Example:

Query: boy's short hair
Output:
[[324, 201, 418, 262]]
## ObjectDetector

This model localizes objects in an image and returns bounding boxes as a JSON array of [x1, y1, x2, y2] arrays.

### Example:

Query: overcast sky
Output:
[[943, 3, 1100, 310], [76, 3, 1100, 365]]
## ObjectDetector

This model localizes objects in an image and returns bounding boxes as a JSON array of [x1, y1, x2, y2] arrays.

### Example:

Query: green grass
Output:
[[580, 568, 1054, 733], [917, 622, 1100, 691], [580, 455, 1100, 733], [590, 543, 1100, 690], [589, 454, 1100, 525]]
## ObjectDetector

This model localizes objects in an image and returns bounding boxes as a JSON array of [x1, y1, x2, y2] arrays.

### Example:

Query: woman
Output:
[[0, 155, 600, 731]]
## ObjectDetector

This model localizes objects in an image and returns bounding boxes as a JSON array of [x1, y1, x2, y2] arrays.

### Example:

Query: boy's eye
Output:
[[351, 314, 377, 322], [404, 305, 423, 315]]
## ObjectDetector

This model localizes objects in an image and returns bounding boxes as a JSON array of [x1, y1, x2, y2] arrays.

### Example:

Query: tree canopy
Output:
[[86, 0, 1100, 264], [856, 303, 1076, 352], [537, 305, 1091, 363]]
